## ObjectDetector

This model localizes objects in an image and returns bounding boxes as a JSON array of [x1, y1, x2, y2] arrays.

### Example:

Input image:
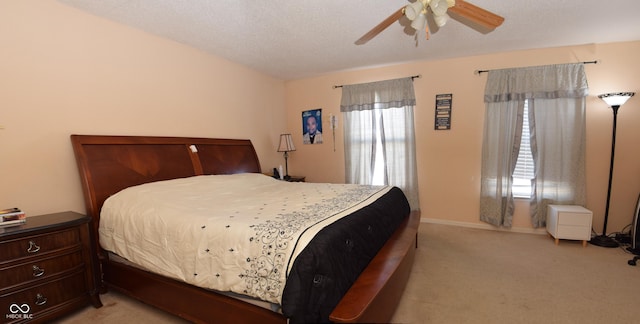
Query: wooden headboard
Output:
[[71, 135, 261, 223]]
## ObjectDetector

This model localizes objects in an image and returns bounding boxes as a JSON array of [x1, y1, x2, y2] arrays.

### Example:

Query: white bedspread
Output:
[[99, 173, 390, 304]]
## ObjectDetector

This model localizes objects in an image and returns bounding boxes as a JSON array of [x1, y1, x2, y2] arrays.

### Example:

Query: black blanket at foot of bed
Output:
[[281, 186, 410, 323]]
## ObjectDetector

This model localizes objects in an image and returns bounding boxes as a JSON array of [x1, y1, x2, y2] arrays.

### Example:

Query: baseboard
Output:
[[420, 218, 548, 235]]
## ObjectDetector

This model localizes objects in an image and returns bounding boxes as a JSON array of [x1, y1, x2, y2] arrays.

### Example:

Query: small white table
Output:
[[546, 205, 593, 247]]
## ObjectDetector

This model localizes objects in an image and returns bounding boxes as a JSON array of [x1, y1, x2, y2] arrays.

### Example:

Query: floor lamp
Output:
[[590, 92, 635, 248], [277, 134, 296, 180]]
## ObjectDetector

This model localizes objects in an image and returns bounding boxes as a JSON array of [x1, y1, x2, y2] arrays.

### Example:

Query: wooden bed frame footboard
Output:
[[70, 134, 420, 323]]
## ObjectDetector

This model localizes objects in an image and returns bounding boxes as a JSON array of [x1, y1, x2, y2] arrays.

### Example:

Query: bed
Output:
[[70, 134, 420, 323]]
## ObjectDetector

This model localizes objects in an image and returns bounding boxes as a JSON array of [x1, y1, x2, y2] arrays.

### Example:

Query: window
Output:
[[356, 106, 407, 186], [480, 63, 587, 228], [513, 100, 534, 198], [340, 77, 420, 210]]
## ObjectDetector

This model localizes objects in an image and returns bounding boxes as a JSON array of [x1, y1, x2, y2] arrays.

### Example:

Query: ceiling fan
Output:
[[355, 0, 504, 45]]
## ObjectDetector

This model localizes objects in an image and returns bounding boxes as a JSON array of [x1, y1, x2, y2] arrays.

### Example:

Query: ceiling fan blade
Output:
[[355, 7, 405, 45], [448, 0, 504, 31]]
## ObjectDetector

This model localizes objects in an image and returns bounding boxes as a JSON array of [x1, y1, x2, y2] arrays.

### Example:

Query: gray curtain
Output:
[[479, 99, 523, 227], [340, 77, 420, 210], [481, 63, 588, 227]]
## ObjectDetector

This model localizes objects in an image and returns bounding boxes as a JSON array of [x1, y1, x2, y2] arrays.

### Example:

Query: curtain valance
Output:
[[340, 77, 416, 112], [484, 63, 588, 103]]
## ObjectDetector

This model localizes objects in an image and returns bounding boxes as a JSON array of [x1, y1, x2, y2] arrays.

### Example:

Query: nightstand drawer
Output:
[[0, 228, 81, 262], [556, 225, 590, 240], [0, 250, 83, 289], [557, 212, 591, 226], [0, 270, 86, 321]]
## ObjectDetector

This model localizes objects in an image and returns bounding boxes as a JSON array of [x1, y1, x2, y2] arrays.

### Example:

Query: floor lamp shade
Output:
[[590, 92, 635, 248], [598, 92, 634, 107]]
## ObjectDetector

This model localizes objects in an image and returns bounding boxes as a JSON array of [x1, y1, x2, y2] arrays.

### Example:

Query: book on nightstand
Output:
[[0, 207, 26, 226]]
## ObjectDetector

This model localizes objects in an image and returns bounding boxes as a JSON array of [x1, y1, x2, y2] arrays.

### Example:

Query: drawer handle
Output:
[[32, 265, 45, 277], [35, 293, 47, 306], [27, 241, 41, 253]]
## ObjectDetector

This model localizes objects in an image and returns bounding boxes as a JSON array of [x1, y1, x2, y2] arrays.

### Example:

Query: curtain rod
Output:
[[333, 74, 421, 89], [474, 60, 599, 75]]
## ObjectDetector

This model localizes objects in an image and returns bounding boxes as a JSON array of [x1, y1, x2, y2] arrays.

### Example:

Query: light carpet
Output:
[[59, 223, 640, 323]]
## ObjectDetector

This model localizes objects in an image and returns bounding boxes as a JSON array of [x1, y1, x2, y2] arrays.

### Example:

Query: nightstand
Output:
[[264, 173, 306, 182], [546, 205, 593, 247], [1, 211, 102, 323], [283, 175, 306, 182]]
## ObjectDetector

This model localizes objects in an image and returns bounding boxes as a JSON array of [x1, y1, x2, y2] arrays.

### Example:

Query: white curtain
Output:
[[340, 77, 420, 210], [481, 64, 588, 227]]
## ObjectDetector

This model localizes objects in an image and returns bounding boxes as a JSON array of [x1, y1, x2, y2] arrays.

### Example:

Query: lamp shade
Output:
[[277, 134, 296, 152], [598, 92, 635, 107]]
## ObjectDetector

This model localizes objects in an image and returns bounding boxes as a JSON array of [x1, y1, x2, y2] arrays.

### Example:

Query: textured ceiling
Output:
[[57, 0, 640, 80]]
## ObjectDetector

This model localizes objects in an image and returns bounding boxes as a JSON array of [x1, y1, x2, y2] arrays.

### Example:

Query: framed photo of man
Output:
[[302, 109, 323, 144]]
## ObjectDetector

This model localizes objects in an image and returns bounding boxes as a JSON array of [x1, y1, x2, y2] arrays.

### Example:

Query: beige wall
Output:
[[285, 41, 640, 232], [0, 1, 286, 216], [2, 1, 639, 235]]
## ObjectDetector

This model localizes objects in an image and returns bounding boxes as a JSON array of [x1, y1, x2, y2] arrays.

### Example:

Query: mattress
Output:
[[98, 173, 397, 306]]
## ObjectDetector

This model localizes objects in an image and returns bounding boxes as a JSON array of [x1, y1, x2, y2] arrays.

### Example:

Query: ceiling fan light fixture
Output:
[[405, 1, 425, 21], [410, 12, 427, 30], [434, 13, 450, 27], [430, 0, 449, 16]]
